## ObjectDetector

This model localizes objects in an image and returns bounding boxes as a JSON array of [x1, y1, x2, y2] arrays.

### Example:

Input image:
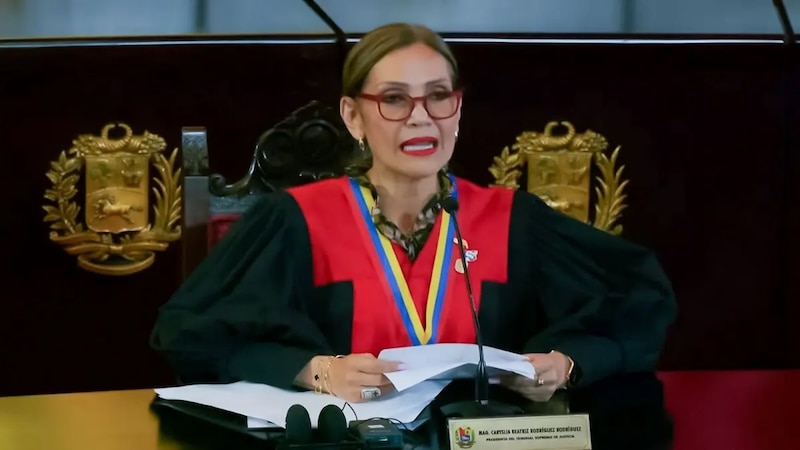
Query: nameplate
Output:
[[448, 414, 592, 449]]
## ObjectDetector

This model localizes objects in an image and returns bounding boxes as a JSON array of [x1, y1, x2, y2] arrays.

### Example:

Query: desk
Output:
[[0, 389, 166, 450], [0, 373, 671, 450]]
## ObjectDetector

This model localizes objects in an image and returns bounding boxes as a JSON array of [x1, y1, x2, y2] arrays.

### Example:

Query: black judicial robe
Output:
[[150, 176, 677, 391]]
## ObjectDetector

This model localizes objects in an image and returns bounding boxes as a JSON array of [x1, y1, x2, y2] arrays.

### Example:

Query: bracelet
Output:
[[313, 357, 327, 394], [314, 355, 344, 395], [322, 357, 335, 395], [549, 350, 575, 386]]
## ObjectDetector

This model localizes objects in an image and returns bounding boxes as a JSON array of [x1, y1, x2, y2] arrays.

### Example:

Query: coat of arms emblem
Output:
[[42, 123, 182, 275], [454, 426, 476, 448], [489, 121, 628, 235]]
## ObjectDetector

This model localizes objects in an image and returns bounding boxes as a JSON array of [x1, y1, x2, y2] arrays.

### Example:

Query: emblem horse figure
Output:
[[94, 195, 144, 224], [92, 195, 144, 224]]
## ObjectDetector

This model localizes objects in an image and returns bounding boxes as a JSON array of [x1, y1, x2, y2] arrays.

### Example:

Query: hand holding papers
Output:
[[379, 343, 536, 391], [153, 344, 534, 430]]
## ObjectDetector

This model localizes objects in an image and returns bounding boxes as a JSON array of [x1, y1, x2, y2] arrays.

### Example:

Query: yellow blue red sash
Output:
[[346, 176, 457, 346]]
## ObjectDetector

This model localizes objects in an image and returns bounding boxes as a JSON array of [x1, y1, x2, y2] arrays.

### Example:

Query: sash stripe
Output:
[[346, 176, 457, 346], [427, 211, 454, 344]]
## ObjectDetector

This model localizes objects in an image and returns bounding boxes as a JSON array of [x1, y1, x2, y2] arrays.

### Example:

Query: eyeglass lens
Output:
[[379, 92, 459, 120]]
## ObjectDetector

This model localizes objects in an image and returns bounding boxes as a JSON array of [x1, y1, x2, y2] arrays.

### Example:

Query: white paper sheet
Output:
[[155, 379, 450, 429], [379, 343, 536, 391], [246, 416, 276, 428], [156, 344, 534, 429]]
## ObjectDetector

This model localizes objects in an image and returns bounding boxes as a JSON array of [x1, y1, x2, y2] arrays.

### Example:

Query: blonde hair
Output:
[[341, 23, 459, 175], [342, 23, 459, 96]]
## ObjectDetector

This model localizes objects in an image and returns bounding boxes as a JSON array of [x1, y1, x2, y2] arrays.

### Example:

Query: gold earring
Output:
[[358, 138, 366, 152], [455, 130, 459, 140]]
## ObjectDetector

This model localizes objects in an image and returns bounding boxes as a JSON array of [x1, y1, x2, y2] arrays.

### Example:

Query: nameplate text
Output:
[[448, 414, 591, 449]]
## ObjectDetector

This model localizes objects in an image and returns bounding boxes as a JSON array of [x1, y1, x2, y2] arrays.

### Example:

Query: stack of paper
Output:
[[379, 343, 536, 391], [155, 379, 450, 429], [154, 343, 536, 429]]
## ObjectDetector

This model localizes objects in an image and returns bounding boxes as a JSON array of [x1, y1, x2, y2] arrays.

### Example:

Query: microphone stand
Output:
[[772, 0, 796, 46], [439, 196, 523, 419]]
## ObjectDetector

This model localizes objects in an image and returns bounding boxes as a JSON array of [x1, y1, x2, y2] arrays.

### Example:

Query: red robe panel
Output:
[[289, 176, 513, 356]]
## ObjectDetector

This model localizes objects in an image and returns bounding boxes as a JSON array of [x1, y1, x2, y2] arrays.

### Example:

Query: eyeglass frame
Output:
[[356, 90, 463, 122]]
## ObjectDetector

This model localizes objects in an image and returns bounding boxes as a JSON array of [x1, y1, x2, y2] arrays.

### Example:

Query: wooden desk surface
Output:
[[0, 373, 673, 450], [8, 371, 800, 450], [0, 389, 188, 450]]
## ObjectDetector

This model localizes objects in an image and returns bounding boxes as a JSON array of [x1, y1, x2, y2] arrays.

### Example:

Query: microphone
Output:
[[279, 403, 366, 449], [440, 195, 523, 418], [282, 404, 313, 445]]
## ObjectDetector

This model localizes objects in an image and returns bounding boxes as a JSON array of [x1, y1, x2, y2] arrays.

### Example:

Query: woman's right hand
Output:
[[326, 353, 403, 403]]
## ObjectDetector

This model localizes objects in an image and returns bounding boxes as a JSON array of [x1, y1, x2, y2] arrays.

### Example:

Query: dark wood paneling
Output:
[[785, 51, 800, 368], [0, 40, 342, 396], [444, 42, 792, 370], [0, 37, 796, 396]]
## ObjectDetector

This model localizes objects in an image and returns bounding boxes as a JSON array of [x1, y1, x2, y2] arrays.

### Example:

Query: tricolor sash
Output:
[[346, 176, 457, 346]]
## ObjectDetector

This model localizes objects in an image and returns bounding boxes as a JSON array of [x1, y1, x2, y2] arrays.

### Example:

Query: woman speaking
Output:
[[151, 23, 677, 406]]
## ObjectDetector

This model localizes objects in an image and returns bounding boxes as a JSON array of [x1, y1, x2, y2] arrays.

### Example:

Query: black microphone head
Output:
[[317, 404, 348, 443], [441, 195, 459, 214], [284, 404, 313, 444]]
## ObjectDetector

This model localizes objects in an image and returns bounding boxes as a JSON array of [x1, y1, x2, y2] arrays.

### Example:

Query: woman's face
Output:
[[341, 43, 461, 180]]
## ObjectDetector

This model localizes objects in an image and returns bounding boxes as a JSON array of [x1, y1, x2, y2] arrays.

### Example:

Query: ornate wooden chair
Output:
[[488, 121, 629, 235], [178, 101, 357, 276]]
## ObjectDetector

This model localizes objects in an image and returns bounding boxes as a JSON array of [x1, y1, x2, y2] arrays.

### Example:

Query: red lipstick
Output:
[[400, 136, 438, 157]]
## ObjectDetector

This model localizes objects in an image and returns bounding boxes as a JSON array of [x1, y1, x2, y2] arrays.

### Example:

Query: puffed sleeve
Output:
[[150, 191, 332, 389], [511, 191, 677, 386]]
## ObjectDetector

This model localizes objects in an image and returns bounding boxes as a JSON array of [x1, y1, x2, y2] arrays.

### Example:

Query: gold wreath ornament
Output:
[[43, 123, 182, 276], [489, 121, 628, 235]]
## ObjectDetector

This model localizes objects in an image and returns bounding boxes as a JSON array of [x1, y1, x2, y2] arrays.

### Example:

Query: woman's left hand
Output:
[[499, 351, 571, 402]]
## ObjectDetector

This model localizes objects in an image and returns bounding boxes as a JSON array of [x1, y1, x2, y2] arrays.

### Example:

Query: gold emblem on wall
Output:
[[43, 123, 182, 276], [489, 121, 628, 235]]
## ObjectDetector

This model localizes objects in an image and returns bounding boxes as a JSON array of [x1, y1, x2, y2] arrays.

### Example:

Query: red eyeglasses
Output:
[[358, 90, 463, 121]]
